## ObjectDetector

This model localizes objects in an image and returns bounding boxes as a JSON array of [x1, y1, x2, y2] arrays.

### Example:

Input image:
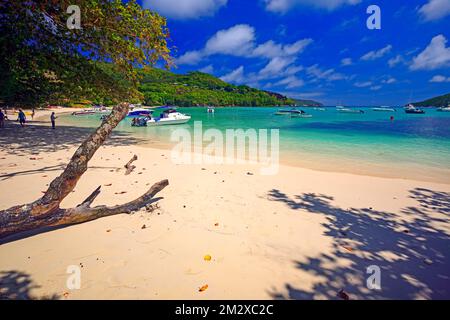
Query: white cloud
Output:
[[275, 76, 305, 88], [199, 65, 214, 74], [361, 45, 392, 61], [354, 81, 372, 88], [430, 75, 450, 82], [388, 55, 404, 68], [205, 24, 255, 56], [220, 66, 245, 83], [410, 35, 450, 70], [259, 56, 296, 77], [370, 85, 382, 91], [341, 58, 352, 66], [419, 0, 450, 21], [382, 77, 396, 84], [176, 50, 204, 65], [143, 0, 227, 19], [264, 0, 361, 13], [307, 64, 346, 81]]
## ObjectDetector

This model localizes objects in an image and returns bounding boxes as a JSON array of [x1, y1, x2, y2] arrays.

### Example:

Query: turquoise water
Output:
[[60, 107, 450, 182]]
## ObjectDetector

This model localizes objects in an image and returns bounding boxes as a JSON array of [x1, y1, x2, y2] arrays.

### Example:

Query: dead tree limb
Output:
[[0, 103, 169, 239], [124, 154, 138, 175]]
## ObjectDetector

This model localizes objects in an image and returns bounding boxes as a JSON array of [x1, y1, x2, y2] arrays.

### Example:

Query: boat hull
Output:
[[146, 117, 191, 126]]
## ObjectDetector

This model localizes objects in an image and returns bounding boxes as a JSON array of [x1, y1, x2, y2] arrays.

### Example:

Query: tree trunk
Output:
[[0, 103, 169, 239]]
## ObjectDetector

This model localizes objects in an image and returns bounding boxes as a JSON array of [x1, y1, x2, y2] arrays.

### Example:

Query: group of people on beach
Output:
[[0, 108, 57, 129]]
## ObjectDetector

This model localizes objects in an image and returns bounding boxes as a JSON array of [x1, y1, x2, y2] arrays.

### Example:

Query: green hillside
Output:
[[138, 68, 320, 107], [412, 93, 450, 107]]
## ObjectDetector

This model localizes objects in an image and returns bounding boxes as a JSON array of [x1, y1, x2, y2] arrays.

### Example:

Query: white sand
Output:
[[0, 118, 449, 300]]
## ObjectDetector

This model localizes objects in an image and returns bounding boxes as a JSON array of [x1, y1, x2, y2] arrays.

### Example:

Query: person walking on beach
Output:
[[18, 109, 26, 127], [0, 109, 5, 128], [51, 112, 57, 129]]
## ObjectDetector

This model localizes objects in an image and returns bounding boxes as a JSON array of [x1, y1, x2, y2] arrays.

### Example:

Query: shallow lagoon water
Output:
[[60, 107, 450, 183]]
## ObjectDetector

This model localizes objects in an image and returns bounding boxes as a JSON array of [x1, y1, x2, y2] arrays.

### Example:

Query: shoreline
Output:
[[1, 120, 449, 299]]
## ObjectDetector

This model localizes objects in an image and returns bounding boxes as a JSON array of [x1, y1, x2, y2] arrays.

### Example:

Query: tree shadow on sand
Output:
[[266, 188, 450, 299], [0, 122, 146, 156], [0, 270, 59, 300]]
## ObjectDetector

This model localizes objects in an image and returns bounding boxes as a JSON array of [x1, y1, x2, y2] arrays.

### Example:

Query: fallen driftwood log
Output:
[[0, 103, 169, 239], [124, 154, 138, 175]]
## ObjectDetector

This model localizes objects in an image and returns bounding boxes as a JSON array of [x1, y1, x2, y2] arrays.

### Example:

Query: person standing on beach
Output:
[[51, 112, 57, 129], [0, 109, 5, 128], [31, 108, 35, 120], [18, 109, 26, 127]]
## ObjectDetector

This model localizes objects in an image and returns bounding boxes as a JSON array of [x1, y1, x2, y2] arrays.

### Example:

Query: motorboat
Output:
[[404, 104, 425, 114], [127, 108, 152, 117], [274, 108, 312, 118], [336, 106, 364, 114], [146, 107, 191, 126], [372, 106, 396, 112], [437, 105, 450, 112], [72, 109, 96, 116], [207, 106, 215, 113]]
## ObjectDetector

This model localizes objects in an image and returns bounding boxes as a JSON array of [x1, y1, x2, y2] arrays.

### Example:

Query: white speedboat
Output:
[[337, 106, 364, 114], [207, 106, 215, 113], [274, 108, 312, 118], [372, 106, 396, 112], [146, 107, 190, 126], [437, 105, 450, 112]]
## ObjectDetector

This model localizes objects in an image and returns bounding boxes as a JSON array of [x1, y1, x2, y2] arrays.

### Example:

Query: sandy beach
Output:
[[0, 113, 449, 300]]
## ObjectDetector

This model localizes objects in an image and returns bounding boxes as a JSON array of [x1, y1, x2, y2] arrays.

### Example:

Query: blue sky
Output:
[[140, 0, 450, 105]]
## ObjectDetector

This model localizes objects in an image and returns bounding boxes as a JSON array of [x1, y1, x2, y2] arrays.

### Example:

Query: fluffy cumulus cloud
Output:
[[430, 75, 450, 83], [410, 35, 450, 70], [419, 0, 450, 21], [142, 0, 227, 19], [220, 66, 245, 83], [264, 0, 361, 13], [205, 24, 256, 56], [176, 50, 204, 65], [361, 45, 392, 61]]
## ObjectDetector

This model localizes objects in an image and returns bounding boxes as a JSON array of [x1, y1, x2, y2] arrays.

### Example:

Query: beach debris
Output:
[[214, 171, 217, 174], [109, 169, 114, 172], [42, 175, 47, 178], [63, 292, 69, 298], [214, 223, 219, 227], [106, 229, 111, 233], [104, 183, 112, 186], [141, 224, 146, 229], [423, 258, 433, 265], [342, 245, 354, 252], [246, 172, 253, 175], [124, 154, 138, 175], [337, 289, 350, 300], [183, 205, 186, 208], [198, 284, 208, 292], [204, 254, 212, 261], [138, 172, 143, 175], [201, 168, 206, 170], [115, 191, 127, 195]]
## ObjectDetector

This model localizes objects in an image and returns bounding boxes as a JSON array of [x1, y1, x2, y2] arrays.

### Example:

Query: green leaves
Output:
[[0, 0, 171, 107]]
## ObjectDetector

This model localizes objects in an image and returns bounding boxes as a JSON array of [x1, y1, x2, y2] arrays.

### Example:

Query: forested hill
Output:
[[138, 68, 321, 107], [412, 93, 450, 107]]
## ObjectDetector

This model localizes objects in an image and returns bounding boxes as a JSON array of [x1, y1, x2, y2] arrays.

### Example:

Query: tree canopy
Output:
[[0, 0, 172, 107]]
